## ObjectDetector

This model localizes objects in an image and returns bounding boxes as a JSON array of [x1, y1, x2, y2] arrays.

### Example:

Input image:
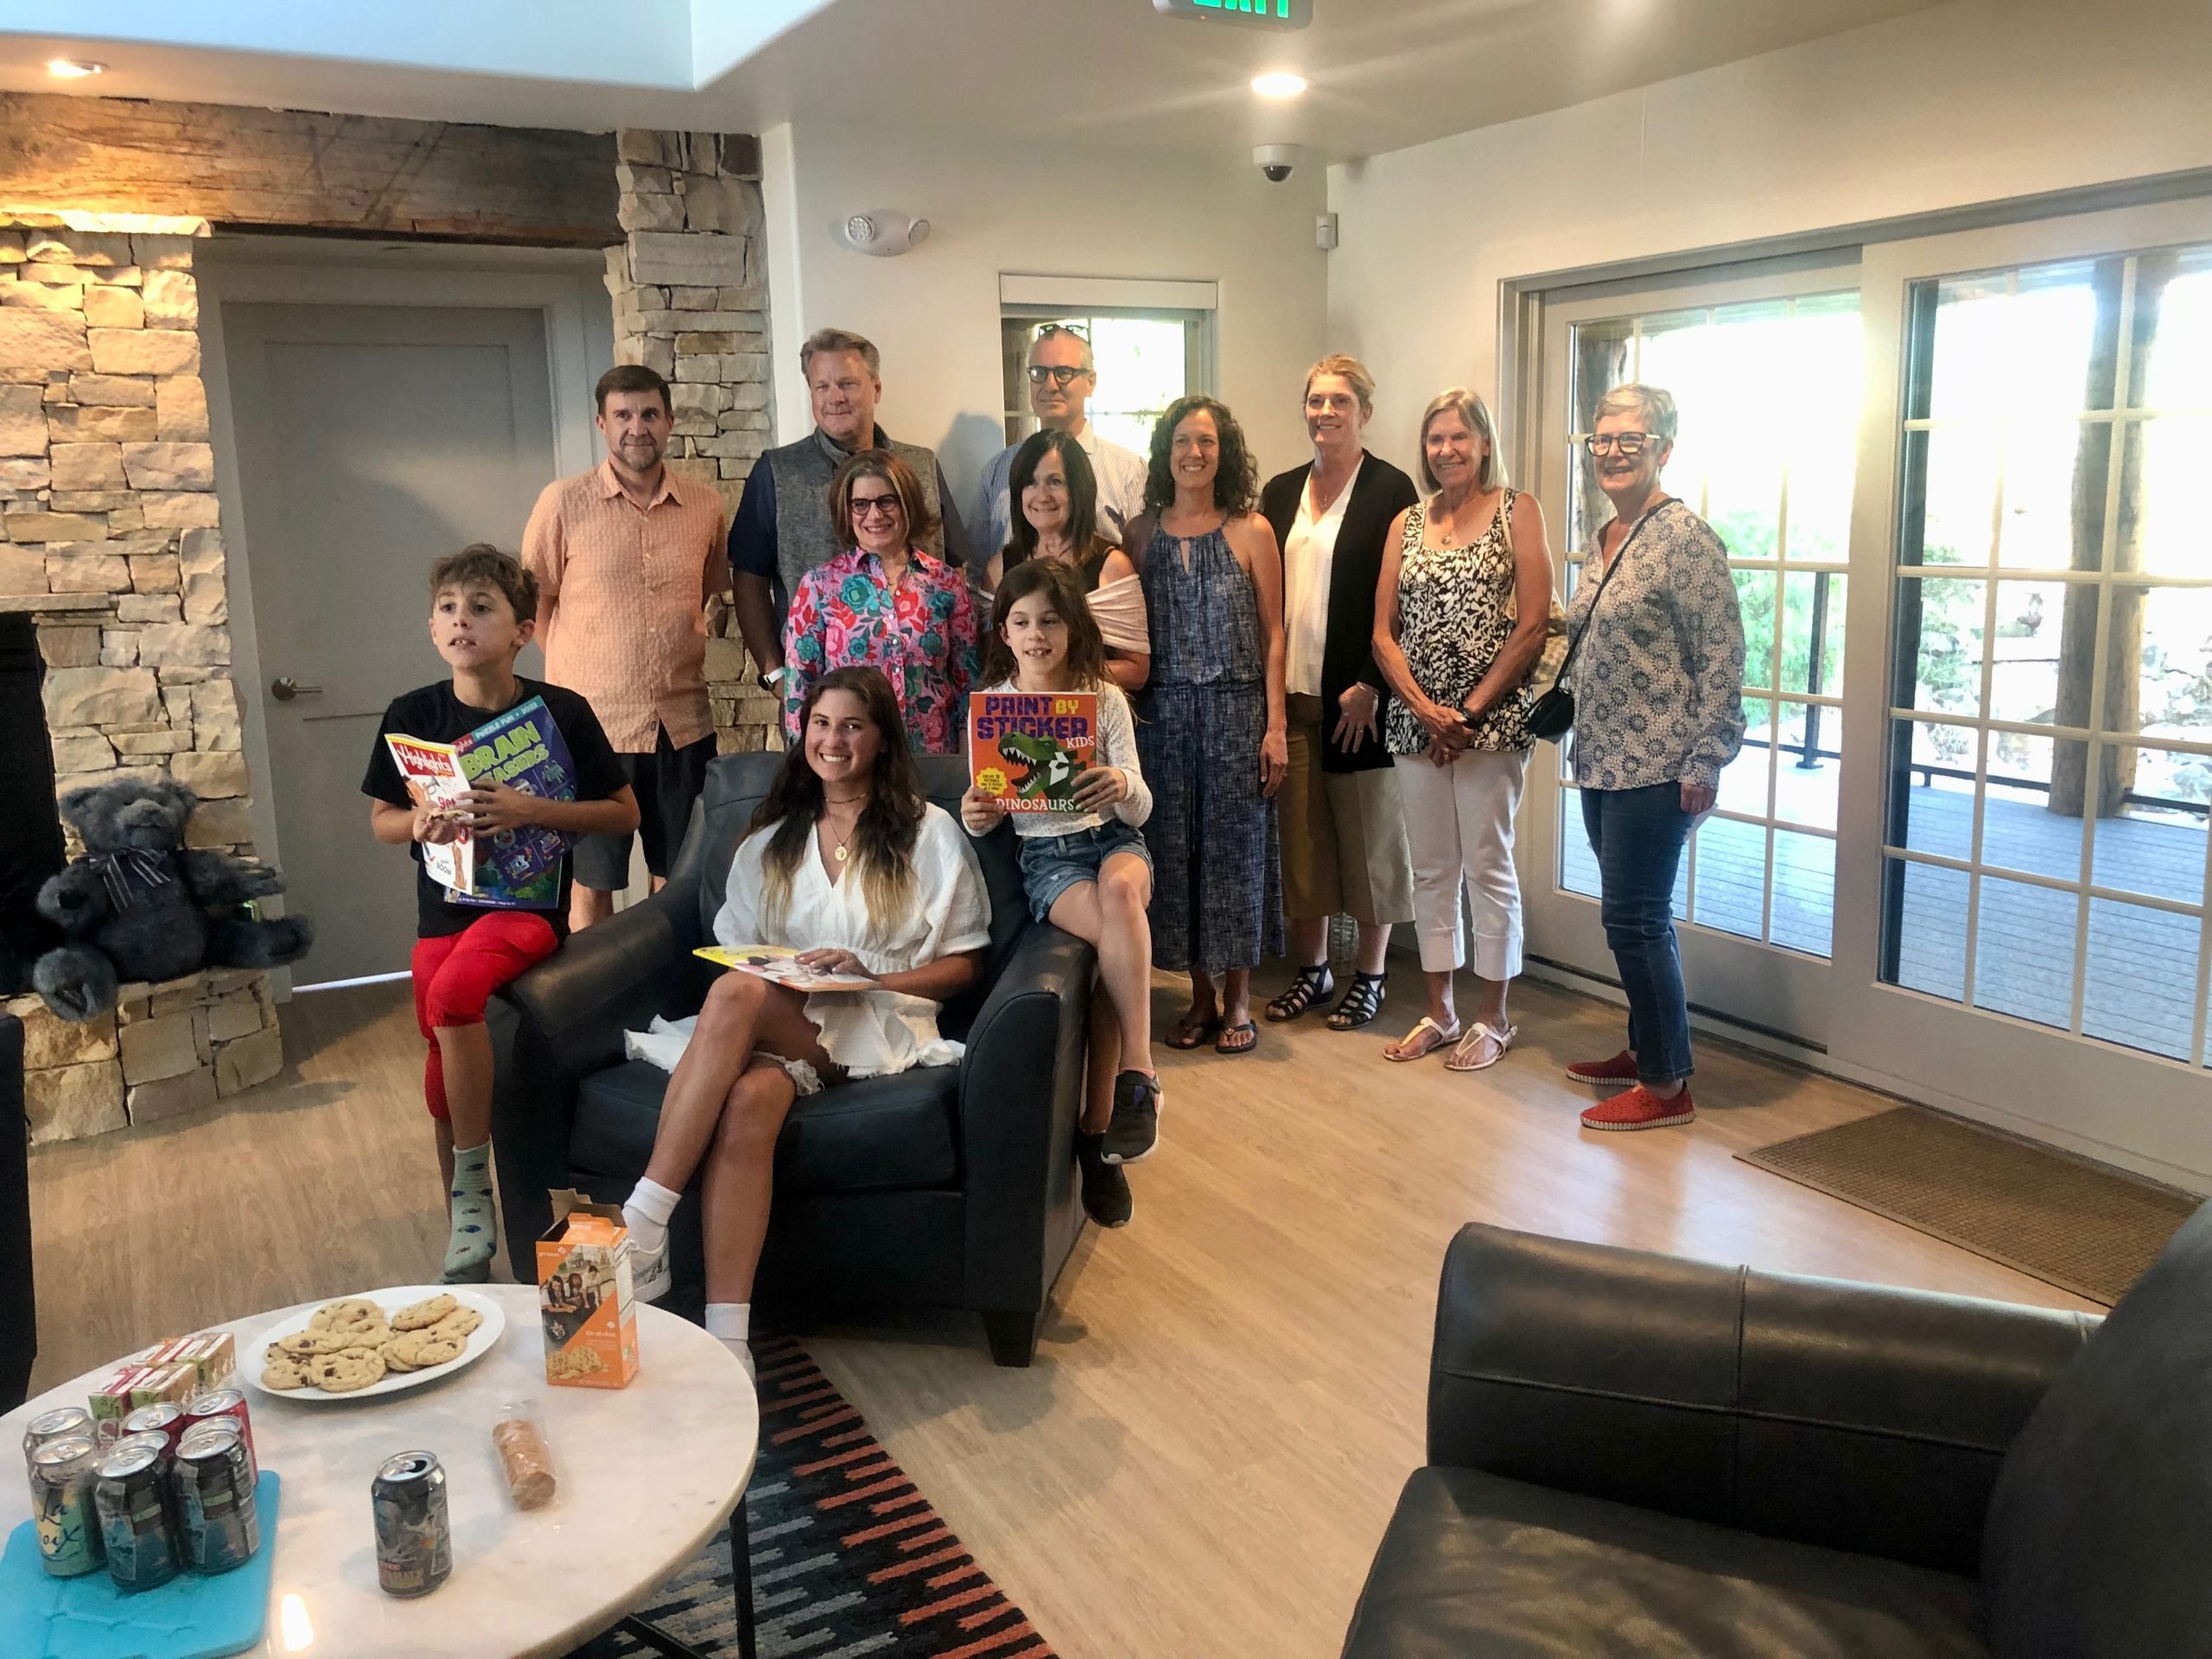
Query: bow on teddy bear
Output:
[[33, 777, 315, 1023]]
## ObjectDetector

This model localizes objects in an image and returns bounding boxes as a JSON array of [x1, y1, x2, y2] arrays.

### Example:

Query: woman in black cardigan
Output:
[[1258, 356, 1420, 1030]]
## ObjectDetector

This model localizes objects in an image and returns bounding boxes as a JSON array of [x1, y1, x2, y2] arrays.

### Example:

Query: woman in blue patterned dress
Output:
[[1123, 397, 1287, 1055], [1563, 384, 1745, 1134]]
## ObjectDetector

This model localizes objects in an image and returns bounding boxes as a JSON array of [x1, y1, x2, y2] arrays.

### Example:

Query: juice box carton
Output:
[[537, 1191, 639, 1389], [141, 1332, 236, 1393], [129, 1363, 199, 1411], [88, 1365, 149, 1443]]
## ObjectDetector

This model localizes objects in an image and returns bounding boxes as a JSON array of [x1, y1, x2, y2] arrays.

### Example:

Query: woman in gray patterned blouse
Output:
[[1564, 384, 1745, 1134]]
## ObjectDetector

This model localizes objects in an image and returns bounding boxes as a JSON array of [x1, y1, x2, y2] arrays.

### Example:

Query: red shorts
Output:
[[410, 911, 560, 1120]]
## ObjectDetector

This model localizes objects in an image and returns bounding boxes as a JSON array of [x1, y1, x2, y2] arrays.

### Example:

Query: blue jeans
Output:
[[1580, 783, 1696, 1084]]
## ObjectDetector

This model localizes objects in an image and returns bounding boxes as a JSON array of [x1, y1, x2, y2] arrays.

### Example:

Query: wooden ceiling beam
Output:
[[0, 92, 622, 247]]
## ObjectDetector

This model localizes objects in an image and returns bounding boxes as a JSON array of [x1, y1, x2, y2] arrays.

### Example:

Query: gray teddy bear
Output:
[[33, 777, 315, 1023]]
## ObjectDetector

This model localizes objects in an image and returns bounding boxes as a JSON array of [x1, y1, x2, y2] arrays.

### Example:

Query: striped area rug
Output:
[[603, 1336, 1058, 1658]]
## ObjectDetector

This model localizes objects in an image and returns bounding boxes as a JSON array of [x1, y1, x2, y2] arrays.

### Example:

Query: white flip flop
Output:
[[1445, 1021, 1517, 1072], [1384, 1014, 1462, 1063]]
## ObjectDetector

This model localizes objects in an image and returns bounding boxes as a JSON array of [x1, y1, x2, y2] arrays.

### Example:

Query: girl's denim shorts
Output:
[[1017, 819, 1152, 922]]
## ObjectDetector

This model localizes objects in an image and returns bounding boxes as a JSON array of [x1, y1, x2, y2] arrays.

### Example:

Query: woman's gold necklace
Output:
[[823, 802, 863, 863]]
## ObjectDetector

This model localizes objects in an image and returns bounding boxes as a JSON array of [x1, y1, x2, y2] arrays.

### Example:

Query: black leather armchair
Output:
[[486, 753, 1093, 1366], [1344, 1206, 2212, 1657]]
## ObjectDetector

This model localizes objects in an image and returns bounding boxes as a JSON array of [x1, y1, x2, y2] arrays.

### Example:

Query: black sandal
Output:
[[1325, 972, 1387, 1031], [1265, 964, 1334, 1023]]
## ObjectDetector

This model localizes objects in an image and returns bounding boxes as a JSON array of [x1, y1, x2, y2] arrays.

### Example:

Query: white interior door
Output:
[[219, 304, 558, 985], [1525, 258, 1863, 1048]]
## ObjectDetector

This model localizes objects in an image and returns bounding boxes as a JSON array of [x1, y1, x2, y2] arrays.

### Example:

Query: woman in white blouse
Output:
[[617, 665, 992, 1377]]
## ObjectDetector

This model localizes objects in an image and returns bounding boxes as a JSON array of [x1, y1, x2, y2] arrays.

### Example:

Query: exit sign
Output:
[[1153, 0, 1313, 27]]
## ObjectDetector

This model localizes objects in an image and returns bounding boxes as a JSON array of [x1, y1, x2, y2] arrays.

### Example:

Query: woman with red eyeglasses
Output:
[[782, 448, 979, 755]]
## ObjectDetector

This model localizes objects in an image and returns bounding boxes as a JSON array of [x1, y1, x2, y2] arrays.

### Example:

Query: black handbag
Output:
[[1524, 499, 1673, 742]]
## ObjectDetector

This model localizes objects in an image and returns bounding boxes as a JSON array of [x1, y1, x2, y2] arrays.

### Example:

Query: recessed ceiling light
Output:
[[46, 58, 106, 79], [1252, 72, 1307, 100]]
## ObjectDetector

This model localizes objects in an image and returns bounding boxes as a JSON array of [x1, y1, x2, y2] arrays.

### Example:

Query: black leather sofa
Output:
[[486, 753, 1092, 1366], [1344, 1204, 2212, 1657], [1, 1012, 32, 1411]]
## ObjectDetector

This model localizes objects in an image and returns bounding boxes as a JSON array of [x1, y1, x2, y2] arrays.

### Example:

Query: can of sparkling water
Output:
[[175, 1419, 260, 1574], [96, 1440, 181, 1592], [182, 1389, 257, 1480], [22, 1406, 96, 1472], [121, 1402, 188, 1457], [372, 1450, 452, 1598], [29, 1435, 105, 1578]]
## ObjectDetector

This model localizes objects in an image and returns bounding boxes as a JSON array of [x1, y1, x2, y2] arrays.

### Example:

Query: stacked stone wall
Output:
[[0, 214, 279, 1141], [606, 131, 782, 753]]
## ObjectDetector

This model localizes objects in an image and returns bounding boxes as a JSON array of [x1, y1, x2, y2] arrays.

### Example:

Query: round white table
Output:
[[2, 1287, 758, 1659]]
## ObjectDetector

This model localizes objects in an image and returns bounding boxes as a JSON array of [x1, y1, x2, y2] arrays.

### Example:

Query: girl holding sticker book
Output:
[[617, 666, 991, 1379], [960, 560, 1158, 1229]]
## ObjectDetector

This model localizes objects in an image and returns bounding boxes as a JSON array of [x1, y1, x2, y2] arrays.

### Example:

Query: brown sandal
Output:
[[1166, 1010, 1223, 1051], [1215, 1020, 1258, 1055]]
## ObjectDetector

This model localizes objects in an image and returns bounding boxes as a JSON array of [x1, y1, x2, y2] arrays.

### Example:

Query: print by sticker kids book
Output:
[[383, 695, 577, 907], [969, 691, 1098, 813]]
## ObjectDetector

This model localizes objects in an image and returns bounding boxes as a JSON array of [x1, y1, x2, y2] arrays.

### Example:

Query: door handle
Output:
[[270, 677, 323, 702]]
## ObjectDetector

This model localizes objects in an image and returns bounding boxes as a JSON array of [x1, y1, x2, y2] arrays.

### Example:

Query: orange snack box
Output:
[[537, 1192, 639, 1389]]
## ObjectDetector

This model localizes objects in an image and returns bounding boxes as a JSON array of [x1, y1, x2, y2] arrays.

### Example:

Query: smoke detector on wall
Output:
[[838, 211, 931, 257]]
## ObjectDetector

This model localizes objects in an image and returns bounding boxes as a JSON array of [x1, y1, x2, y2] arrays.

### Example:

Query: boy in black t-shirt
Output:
[[362, 546, 638, 1283]]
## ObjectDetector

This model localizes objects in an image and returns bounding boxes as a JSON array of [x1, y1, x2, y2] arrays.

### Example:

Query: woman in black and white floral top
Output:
[[1372, 388, 1554, 1072], [1563, 383, 1746, 1135]]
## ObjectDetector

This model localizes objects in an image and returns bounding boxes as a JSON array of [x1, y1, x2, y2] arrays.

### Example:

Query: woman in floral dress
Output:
[[783, 449, 978, 755]]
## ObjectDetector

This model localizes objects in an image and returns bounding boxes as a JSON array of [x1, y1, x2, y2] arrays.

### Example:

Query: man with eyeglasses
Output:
[[971, 323, 1148, 572], [728, 327, 972, 699]]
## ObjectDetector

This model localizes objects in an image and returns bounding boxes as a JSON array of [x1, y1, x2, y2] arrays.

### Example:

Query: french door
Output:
[[1831, 198, 2212, 1185], [1523, 200, 2212, 1188], [1527, 258, 1863, 1049]]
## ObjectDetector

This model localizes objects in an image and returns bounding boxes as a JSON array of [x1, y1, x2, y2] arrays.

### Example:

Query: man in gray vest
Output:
[[728, 327, 971, 693]]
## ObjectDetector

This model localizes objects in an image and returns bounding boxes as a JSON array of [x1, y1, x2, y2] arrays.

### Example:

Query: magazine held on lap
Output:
[[382, 695, 577, 908]]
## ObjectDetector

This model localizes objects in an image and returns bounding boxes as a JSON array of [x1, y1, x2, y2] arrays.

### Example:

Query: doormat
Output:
[[601, 1335, 1058, 1658], [1738, 1107, 2198, 1305]]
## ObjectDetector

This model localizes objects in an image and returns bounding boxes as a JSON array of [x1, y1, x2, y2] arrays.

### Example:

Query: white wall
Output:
[[1328, 0, 2212, 467], [767, 118, 1331, 527]]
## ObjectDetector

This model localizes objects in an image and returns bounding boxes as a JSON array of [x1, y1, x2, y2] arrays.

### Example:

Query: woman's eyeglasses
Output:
[[1027, 365, 1087, 388], [1583, 432, 1656, 456], [849, 495, 903, 521]]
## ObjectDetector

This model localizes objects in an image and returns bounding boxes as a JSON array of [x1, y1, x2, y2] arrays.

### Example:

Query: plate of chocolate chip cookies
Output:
[[245, 1286, 505, 1402]]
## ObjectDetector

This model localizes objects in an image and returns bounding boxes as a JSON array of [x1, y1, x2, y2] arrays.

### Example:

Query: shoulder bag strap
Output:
[[1545, 497, 1675, 691]]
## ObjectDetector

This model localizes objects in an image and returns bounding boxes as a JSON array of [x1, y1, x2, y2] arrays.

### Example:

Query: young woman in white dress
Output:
[[618, 665, 992, 1377]]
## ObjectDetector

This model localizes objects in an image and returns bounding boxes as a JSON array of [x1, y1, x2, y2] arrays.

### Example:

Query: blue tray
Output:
[[0, 1471, 281, 1659]]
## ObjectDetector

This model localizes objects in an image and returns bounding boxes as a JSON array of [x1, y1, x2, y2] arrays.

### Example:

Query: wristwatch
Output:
[[756, 666, 785, 692]]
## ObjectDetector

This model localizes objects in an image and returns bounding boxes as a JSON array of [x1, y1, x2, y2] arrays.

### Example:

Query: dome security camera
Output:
[[1254, 144, 1300, 184]]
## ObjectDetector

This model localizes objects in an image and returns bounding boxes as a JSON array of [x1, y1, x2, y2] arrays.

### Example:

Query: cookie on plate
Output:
[[260, 1353, 312, 1391], [314, 1347, 387, 1393], [429, 1305, 482, 1341], [309, 1297, 385, 1334], [390, 1329, 463, 1370], [380, 1335, 422, 1374], [275, 1329, 349, 1359], [391, 1293, 457, 1332]]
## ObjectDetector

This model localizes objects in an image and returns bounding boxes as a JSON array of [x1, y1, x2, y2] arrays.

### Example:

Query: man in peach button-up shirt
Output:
[[522, 364, 730, 930]]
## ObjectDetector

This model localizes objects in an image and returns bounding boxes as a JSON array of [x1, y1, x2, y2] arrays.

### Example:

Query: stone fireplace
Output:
[[1, 213, 283, 1143], [3, 101, 783, 1145]]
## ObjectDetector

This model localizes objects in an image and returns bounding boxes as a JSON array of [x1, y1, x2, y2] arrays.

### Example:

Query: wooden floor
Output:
[[26, 963, 2100, 1659]]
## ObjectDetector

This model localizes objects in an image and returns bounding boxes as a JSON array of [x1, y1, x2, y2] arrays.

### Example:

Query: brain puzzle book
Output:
[[383, 695, 577, 907], [969, 691, 1097, 813]]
